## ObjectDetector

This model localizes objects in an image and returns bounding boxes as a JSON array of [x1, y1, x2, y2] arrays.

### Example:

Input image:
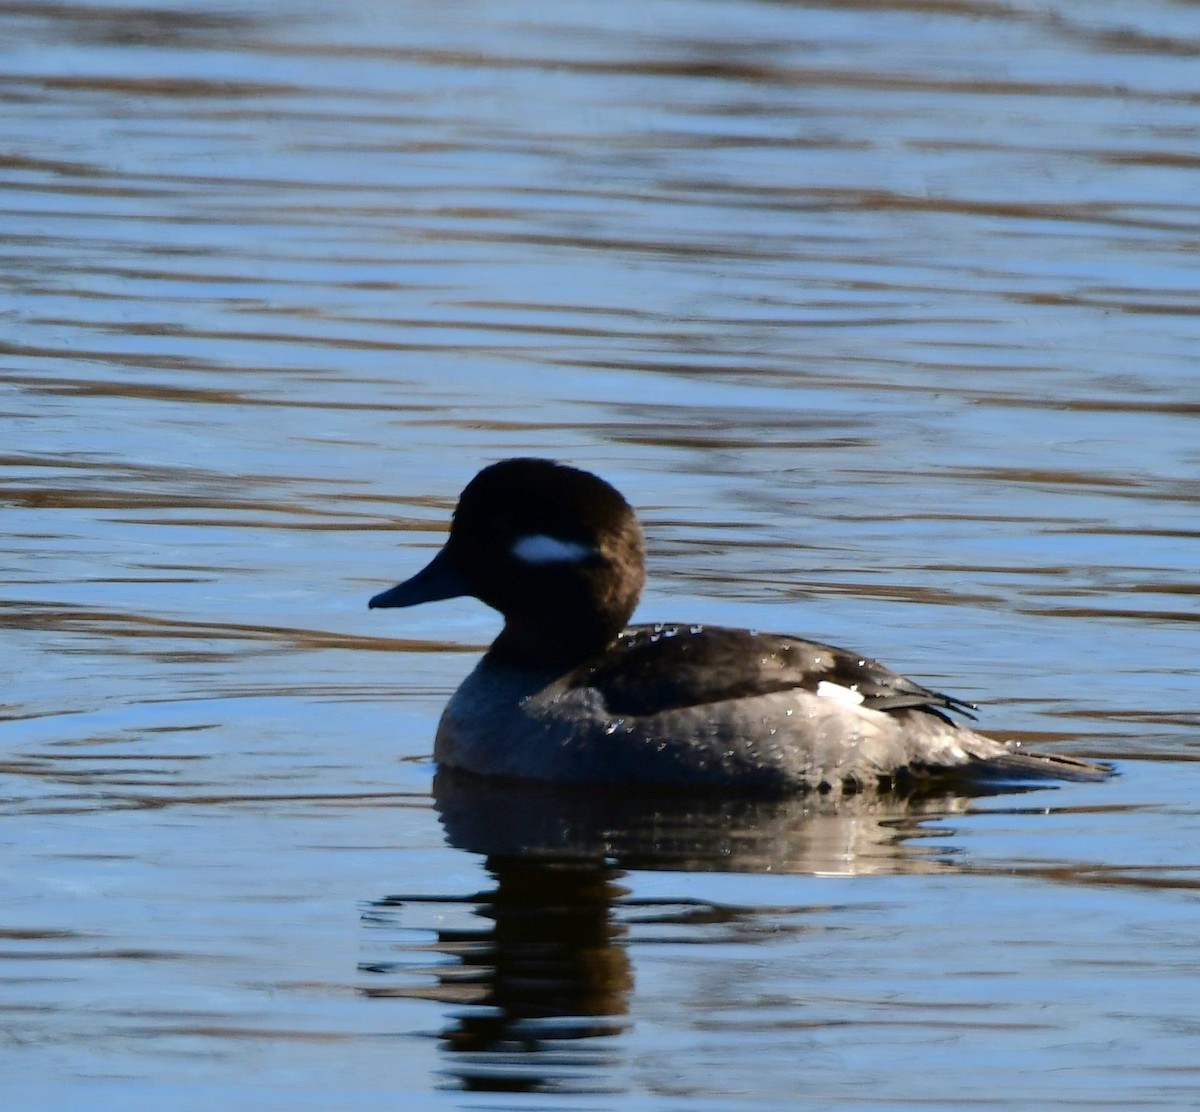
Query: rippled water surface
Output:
[[3, 0, 1200, 1107]]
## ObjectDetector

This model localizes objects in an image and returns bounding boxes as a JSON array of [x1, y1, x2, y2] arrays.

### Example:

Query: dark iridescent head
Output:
[[370, 458, 645, 667]]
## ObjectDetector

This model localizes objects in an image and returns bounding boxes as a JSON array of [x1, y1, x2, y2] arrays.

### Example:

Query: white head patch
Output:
[[511, 534, 595, 565]]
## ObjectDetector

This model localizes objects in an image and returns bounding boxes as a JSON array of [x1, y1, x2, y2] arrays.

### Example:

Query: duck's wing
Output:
[[575, 624, 975, 722], [571, 625, 1111, 785]]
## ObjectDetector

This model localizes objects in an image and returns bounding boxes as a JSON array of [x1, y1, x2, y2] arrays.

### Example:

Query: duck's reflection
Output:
[[365, 853, 631, 1094], [433, 768, 981, 875], [363, 772, 1024, 1095]]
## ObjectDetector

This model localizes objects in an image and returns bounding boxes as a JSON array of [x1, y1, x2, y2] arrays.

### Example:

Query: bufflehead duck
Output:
[[370, 458, 1109, 792]]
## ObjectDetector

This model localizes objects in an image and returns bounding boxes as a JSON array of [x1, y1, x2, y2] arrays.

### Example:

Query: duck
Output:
[[369, 458, 1110, 792]]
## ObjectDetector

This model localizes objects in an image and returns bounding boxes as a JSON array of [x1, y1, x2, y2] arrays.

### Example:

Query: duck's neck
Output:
[[491, 613, 624, 672]]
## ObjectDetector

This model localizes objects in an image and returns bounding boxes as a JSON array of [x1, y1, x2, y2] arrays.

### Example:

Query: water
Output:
[[2, 0, 1199, 1107]]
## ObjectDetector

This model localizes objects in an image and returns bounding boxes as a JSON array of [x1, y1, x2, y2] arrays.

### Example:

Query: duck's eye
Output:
[[511, 534, 596, 565]]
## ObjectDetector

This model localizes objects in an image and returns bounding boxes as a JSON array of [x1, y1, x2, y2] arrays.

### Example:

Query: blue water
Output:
[[2, 1, 1199, 1107]]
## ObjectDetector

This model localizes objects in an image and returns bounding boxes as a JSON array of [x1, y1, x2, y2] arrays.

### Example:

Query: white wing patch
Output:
[[816, 681, 865, 707], [511, 534, 595, 565]]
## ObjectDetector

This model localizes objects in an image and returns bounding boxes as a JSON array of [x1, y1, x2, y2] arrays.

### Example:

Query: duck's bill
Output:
[[368, 549, 470, 609]]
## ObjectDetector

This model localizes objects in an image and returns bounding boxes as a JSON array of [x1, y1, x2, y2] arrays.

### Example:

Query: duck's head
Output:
[[369, 458, 646, 668]]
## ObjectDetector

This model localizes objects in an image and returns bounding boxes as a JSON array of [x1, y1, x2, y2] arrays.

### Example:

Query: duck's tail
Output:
[[975, 742, 1114, 783]]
